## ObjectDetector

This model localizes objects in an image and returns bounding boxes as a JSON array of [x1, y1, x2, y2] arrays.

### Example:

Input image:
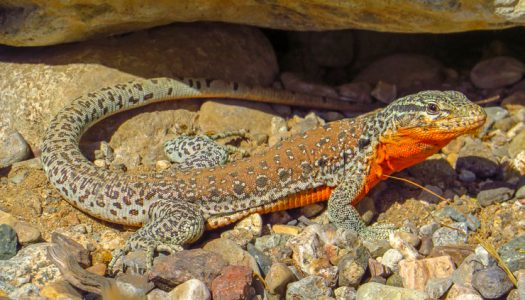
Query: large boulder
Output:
[[1, 1, 525, 46]]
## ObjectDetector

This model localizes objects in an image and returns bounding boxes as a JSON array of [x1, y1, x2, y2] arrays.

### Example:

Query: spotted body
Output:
[[40, 77, 486, 269]]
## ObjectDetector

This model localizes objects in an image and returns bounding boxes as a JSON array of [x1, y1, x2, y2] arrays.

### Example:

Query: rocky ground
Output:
[[0, 25, 524, 300]]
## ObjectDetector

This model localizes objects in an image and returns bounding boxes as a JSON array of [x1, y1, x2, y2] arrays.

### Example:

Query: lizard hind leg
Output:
[[109, 200, 205, 272]]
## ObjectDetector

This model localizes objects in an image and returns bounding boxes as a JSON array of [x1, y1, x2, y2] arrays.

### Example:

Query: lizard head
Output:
[[381, 90, 486, 143], [374, 90, 486, 172]]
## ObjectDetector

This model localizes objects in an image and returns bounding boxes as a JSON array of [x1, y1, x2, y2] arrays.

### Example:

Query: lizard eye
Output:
[[426, 103, 440, 114]]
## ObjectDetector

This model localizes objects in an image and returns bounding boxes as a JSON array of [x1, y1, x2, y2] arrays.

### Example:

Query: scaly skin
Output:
[[40, 77, 486, 270]]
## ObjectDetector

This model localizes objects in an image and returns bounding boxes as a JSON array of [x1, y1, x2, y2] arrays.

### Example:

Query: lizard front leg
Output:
[[328, 178, 396, 240], [109, 200, 205, 272]]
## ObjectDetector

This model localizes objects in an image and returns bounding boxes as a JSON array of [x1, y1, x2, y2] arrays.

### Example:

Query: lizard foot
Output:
[[108, 200, 205, 274]]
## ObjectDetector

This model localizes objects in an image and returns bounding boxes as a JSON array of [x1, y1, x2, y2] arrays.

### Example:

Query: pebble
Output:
[[471, 266, 514, 299], [286, 276, 333, 300], [418, 236, 434, 256], [419, 222, 440, 236], [246, 244, 272, 276], [334, 286, 356, 300], [389, 232, 421, 260], [470, 56, 525, 89], [417, 185, 443, 203], [429, 245, 475, 267], [0, 128, 31, 168], [432, 222, 469, 246], [424, 277, 452, 299], [169, 278, 211, 300], [434, 206, 466, 222], [203, 238, 260, 275], [509, 130, 525, 159], [148, 249, 227, 290], [147, 288, 169, 300], [51, 232, 91, 267], [211, 265, 254, 300], [371, 81, 397, 104], [254, 234, 290, 252], [155, 160, 171, 171], [497, 235, 525, 272], [337, 250, 370, 287], [0, 224, 18, 260], [451, 253, 484, 287], [456, 138, 500, 179], [362, 239, 391, 258], [281, 72, 339, 99], [446, 284, 483, 300], [13, 221, 41, 245], [272, 224, 300, 236], [477, 187, 515, 206], [465, 214, 481, 231], [234, 213, 263, 237], [368, 258, 392, 278], [336, 82, 372, 104], [356, 282, 428, 300], [380, 249, 403, 272], [265, 262, 296, 295], [398, 256, 456, 291]]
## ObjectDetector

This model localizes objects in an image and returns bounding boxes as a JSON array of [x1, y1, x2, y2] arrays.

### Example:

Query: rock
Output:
[[220, 229, 254, 248], [417, 185, 443, 204], [518, 270, 525, 300], [471, 266, 514, 299], [354, 53, 444, 95], [385, 273, 404, 288], [485, 106, 510, 122], [456, 138, 500, 179], [429, 245, 475, 267], [265, 263, 296, 295], [169, 279, 211, 300], [371, 81, 397, 104], [51, 232, 91, 268], [362, 239, 391, 258], [356, 282, 428, 300], [398, 256, 456, 291], [211, 266, 254, 300], [148, 249, 227, 290], [434, 206, 467, 222], [86, 263, 106, 276], [234, 214, 263, 237], [368, 258, 392, 278], [147, 288, 169, 300], [0, 129, 31, 168], [272, 224, 301, 236], [389, 233, 421, 260], [419, 222, 440, 236], [39, 281, 82, 300], [470, 56, 525, 89], [432, 222, 469, 246], [0, 23, 276, 150], [446, 284, 483, 300], [338, 249, 370, 287], [474, 245, 496, 268], [418, 236, 434, 256], [477, 187, 515, 207], [509, 130, 525, 159], [334, 286, 357, 300], [7, 283, 40, 299], [254, 234, 290, 252], [246, 244, 273, 276], [497, 235, 525, 272], [451, 254, 485, 287], [337, 82, 372, 104], [203, 238, 260, 275], [13, 221, 41, 245], [285, 276, 333, 300], [380, 249, 404, 272], [424, 277, 452, 299], [0, 243, 61, 295], [280, 72, 339, 99], [0, 224, 18, 260], [198, 100, 277, 137], [115, 273, 155, 297], [122, 251, 149, 275], [502, 91, 525, 112]]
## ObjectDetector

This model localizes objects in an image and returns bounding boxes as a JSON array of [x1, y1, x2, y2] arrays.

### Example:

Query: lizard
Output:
[[40, 77, 487, 270]]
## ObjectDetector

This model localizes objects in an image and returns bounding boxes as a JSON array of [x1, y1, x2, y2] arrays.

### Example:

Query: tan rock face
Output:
[[1, 1, 525, 46], [0, 23, 277, 150]]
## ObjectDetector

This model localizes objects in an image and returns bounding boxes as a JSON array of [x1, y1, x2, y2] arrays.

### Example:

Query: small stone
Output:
[[281, 72, 339, 99], [86, 263, 106, 276], [456, 138, 500, 179], [389, 232, 421, 260], [434, 206, 467, 222], [368, 258, 392, 278], [221, 228, 254, 248], [432, 222, 469, 246], [380, 249, 403, 272], [211, 265, 254, 300], [424, 277, 452, 299], [362, 239, 391, 258], [497, 235, 525, 272], [0, 224, 18, 260], [470, 56, 525, 89], [385, 273, 404, 287], [334, 286, 356, 300], [299, 203, 325, 218], [0, 128, 31, 168], [356, 282, 428, 300], [338, 250, 370, 287], [451, 253, 485, 287], [39, 281, 82, 300], [509, 130, 525, 159], [254, 234, 290, 252], [93, 159, 107, 168], [114, 273, 154, 297], [465, 214, 481, 231], [285, 276, 333, 299], [155, 160, 171, 171], [51, 232, 91, 267], [398, 256, 456, 291], [336, 82, 371, 104], [418, 236, 433, 256], [418, 185, 443, 203], [246, 244, 272, 276], [485, 106, 510, 122], [459, 169, 477, 182], [447, 284, 483, 300], [471, 266, 514, 299], [429, 245, 475, 267], [272, 224, 300, 236], [234, 213, 263, 237], [203, 238, 260, 275], [123, 251, 149, 274], [474, 245, 496, 267], [169, 278, 210, 300], [149, 249, 227, 290], [371, 81, 397, 104], [147, 288, 169, 300], [265, 263, 296, 295], [0, 210, 17, 228], [420, 222, 440, 236], [13, 221, 41, 245], [477, 187, 515, 207]]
